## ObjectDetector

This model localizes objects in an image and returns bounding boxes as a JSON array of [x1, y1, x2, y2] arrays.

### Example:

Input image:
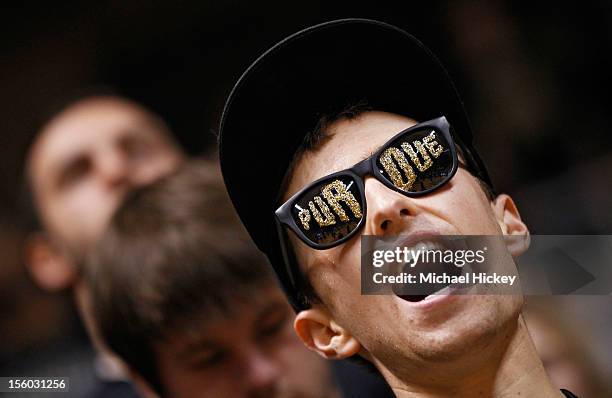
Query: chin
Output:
[[405, 294, 523, 364]]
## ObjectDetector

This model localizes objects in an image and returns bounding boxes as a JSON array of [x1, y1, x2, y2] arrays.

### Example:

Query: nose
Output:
[[243, 348, 281, 396], [97, 149, 129, 190], [364, 177, 417, 236]]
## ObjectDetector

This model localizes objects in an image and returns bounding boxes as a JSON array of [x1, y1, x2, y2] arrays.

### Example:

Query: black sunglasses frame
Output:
[[275, 116, 459, 251]]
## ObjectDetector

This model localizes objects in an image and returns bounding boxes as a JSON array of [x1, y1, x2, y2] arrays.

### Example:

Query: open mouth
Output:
[[390, 239, 464, 303], [397, 282, 455, 302]]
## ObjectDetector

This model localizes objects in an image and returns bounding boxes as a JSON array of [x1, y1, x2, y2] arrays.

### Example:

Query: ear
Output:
[[128, 369, 160, 398], [24, 232, 77, 291], [491, 194, 530, 256], [294, 307, 361, 360]]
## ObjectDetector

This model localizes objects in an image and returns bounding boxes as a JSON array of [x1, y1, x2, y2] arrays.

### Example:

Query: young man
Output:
[[21, 93, 185, 396], [218, 19, 579, 397], [86, 160, 341, 398]]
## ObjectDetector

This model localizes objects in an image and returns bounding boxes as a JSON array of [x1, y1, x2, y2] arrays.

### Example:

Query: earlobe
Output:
[[24, 233, 77, 292], [491, 194, 530, 256], [294, 308, 361, 360]]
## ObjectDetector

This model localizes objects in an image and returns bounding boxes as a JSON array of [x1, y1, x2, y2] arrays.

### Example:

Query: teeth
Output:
[[404, 240, 444, 253], [393, 240, 446, 270], [423, 285, 452, 300]]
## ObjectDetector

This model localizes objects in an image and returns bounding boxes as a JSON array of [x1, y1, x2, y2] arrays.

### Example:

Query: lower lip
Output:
[[397, 286, 459, 310]]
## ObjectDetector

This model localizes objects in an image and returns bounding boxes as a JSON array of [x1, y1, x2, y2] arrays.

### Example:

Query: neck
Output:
[[383, 315, 562, 398]]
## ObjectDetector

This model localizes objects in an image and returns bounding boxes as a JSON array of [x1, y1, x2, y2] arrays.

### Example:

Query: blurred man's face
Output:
[[286, 111, 524, 382], [28, 96, 183, 259], [154, 284, 336, 398]]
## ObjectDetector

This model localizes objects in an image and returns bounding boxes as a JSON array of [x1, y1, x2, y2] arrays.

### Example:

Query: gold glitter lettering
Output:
[[379, 147, 416, 191], [321, 180, 363, 222], [298, 207, 311, 230], [423, 131, 443, 158], [309, 196, 336, 227], [401, 141, 433, 172]]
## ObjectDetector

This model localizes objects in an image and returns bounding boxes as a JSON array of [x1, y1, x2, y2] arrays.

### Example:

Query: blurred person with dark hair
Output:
[[86, 159, 341, 398], [524, 299, 612, 398], [17, 93, 185, 396]]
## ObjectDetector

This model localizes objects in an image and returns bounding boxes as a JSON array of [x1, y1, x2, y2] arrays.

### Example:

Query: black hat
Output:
[[219, 18, 492, 310]]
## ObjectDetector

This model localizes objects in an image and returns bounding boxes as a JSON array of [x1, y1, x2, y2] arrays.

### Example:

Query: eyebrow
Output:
[[118, 127, 159, 144], [50, 127, 157, 182]]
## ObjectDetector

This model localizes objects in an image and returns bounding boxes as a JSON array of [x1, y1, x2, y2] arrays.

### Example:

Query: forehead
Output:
[[168, 285, 288, 346], [286, 111, 418, 198], [28, 98, 164, 176]]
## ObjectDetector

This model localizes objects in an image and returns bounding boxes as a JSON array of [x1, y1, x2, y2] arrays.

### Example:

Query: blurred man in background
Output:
[[524, 299, 612, 397], [14, 91, 392, 398], [18, 93, 185, 396], [87, 159, 341, 398]]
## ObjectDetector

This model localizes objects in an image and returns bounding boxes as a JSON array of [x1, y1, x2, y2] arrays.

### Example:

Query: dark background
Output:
[[1, 0, 611, 385], [1, 1, 611, 232]]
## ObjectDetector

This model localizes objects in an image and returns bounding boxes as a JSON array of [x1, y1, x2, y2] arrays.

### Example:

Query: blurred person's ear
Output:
[[491, 194, 530, 256], [294, 307, 361, 360], [128, 370, 160, 398], [24, 232, 77, 291]]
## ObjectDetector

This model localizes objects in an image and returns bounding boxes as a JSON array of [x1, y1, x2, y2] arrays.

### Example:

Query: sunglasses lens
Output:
[[291, 175, 364, 246], [376, 127, 454, 193]]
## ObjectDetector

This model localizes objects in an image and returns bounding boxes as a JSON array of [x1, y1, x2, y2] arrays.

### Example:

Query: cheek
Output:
[[435, 175, 501, 235], [163, 368, 236, 398], [303, 241, 363, 305], [156, 347, 241, 398], [131, 148, 182, 183], [50, 184, 121, 245], [74, 187, 117, 223], [308, 240, 390, 332], [275, 329, 317, 365], [295, 239, 367, 321], [276, 343, 332, 395]]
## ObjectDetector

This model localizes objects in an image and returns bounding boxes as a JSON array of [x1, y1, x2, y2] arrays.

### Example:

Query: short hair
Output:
[[86, 159, 275, 393]]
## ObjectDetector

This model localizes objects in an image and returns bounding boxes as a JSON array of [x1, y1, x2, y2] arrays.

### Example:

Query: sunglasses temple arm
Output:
[[452, 131, 494, 194], [275, 218, 300, 289]]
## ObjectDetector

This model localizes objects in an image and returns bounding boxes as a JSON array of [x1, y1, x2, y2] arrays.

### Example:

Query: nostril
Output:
[[381, 220, 390, 230], [400, 209, 410, 217]]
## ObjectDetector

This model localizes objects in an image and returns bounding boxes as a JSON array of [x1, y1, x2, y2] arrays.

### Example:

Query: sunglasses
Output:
[[275, 116, 459, 250]]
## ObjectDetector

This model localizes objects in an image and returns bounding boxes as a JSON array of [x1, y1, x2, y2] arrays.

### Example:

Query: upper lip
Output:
[[391, 231, 445, 252]]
